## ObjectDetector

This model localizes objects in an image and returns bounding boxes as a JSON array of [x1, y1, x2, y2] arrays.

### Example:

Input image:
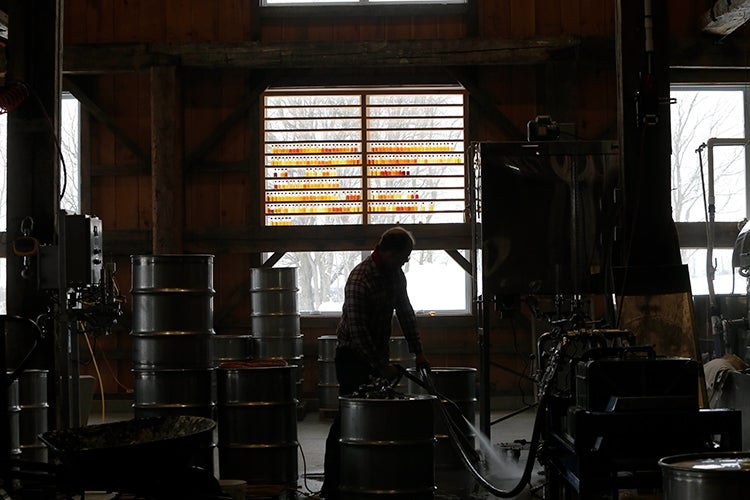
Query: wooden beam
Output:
[[670, 36, 750, 69], [185, 73, 275, 170], [63, 76, 149, 164], [702, 0, 750, 36], [448, 67, 525, 140], [101, 223, 472, 256], [676, 221, 740, 248], [151, 65, 184, 254], [63, 37, 583, 73]]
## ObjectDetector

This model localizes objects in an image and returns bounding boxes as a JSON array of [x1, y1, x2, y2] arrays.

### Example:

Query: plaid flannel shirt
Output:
[[336, 254, 422, 371]]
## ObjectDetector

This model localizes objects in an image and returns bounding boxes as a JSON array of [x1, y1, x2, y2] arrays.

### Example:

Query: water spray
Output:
[[400, 365, 552, 498]]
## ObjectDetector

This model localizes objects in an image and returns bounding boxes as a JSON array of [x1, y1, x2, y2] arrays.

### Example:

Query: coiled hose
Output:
[[399, 366, 548, 498]]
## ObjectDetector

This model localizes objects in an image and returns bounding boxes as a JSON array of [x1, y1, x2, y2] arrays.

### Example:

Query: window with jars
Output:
[[263, 87, 466, 227], [262, 86, 470, 314]]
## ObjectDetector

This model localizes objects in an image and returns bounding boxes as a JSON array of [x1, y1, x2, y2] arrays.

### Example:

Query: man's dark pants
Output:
[[320, 347, 378, 499]]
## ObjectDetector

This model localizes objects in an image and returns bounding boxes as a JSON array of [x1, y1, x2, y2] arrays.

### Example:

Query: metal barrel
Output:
[[659, 452, 750, 499], [17, 369, 49, 463], [340, 396, 436, 499], [7, 375, 20, 459], [317, 336, 339, 411], [249, 267, 300, 338], [217, 364, 298, 486], [212, 335, 254, 366], [252, 335, 304, 396], [407, 367, 477, 497], [132, 332, 214, 369], [132, 368, 215, 418], [131, 254, 215, 336]]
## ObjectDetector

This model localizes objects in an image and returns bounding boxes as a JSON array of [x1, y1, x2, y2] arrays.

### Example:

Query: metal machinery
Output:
[[540, 329, 741, 498], [470, 141, 742, 498], [36, 211, 123, 429], [1, 210, 124, 496]]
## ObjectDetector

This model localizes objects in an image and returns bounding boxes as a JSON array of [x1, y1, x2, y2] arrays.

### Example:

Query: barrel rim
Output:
[[340, 395, 437, 403], [217, 364, 295, 372], [407, 366, 478, 373], [658, 451, 750, 472], [131, 254, 215, 260]]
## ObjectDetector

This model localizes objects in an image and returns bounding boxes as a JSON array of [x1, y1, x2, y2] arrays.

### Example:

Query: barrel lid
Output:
[[660, 453, 750, 472]]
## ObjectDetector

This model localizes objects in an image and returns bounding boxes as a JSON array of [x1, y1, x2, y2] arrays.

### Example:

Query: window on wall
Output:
[[670, 85, 749, 295], [263, 87, 466, 226], [262, 86, 470, 314]]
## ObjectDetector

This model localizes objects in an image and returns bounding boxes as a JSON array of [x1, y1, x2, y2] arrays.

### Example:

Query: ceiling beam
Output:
[[63, 37, 583, 73], [702, 0, 750, 36]]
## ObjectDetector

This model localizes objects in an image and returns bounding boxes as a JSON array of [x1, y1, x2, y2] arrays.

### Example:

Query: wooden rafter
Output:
[[63, 37, 583, 73], [63, 76, 148, 164], [185, 72, 276, 171]]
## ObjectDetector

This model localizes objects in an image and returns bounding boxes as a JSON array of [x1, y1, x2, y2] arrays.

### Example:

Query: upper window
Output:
[[263, 87, 467, 227], [262, 0, 466, 5]]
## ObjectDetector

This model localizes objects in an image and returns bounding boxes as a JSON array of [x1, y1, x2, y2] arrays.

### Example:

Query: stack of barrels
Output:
[[130, 254, 216, 419], [249, 267, 303, 397], [216, 363, 298, 488]]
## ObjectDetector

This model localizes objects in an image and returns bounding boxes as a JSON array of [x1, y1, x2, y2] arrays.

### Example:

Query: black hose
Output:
[[400, 366, 547, 498]]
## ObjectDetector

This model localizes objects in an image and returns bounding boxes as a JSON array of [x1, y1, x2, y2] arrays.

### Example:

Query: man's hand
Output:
[[380, 364, 401, 380], [415, 353, 431, 370]]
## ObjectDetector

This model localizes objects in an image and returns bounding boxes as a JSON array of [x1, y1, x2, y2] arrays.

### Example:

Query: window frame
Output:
[[670, 83, 750, 295], [261, 86, 468, 228], [259, 85, 473, 316]]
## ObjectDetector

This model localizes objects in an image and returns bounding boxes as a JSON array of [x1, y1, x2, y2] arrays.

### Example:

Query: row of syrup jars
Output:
[[269, 144, 359, 154], [269, 167, 343, 176], [268, 156, 360, 167], [267, 204, 361, 214], [266, 191, 363, 202], [366, 154, 463, 165], [269, 179, 342, 190], [369, 201, 435, 212], [370, 142, 458, 153]]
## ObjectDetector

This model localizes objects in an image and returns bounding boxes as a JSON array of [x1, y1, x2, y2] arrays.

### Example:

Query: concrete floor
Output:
[[83, 405, 542, 499], [296, 408, 543, 500]]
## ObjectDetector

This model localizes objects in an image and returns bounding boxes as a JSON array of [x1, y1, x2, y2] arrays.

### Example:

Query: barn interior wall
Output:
[[62, 0, 702, 407]]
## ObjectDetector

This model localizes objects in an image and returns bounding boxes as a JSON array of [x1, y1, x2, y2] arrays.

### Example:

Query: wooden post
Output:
[[150, 65, 184, 254]]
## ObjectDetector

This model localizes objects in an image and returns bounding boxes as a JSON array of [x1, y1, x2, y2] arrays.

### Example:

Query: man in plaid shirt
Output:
[[320, 226, 431, 499]]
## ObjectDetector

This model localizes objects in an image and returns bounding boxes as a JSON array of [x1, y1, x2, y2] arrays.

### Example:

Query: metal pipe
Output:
[[705, 137, 749, 355]]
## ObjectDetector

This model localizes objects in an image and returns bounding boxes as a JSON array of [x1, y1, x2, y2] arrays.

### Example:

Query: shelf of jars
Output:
[[266, 143, 361, 155], [264, 196, 464, 226], [368, 141, 464, 154], [266, 141, 462, 156], [266, 213, 363, 226], [365, 154, 464, 166]]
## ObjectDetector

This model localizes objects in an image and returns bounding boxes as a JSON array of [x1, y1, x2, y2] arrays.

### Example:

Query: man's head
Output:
[[375, 227, 415, 270]]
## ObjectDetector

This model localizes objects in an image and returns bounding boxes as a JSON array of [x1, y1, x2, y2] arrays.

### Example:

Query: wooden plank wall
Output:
[[63, 0, 700, 406]]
